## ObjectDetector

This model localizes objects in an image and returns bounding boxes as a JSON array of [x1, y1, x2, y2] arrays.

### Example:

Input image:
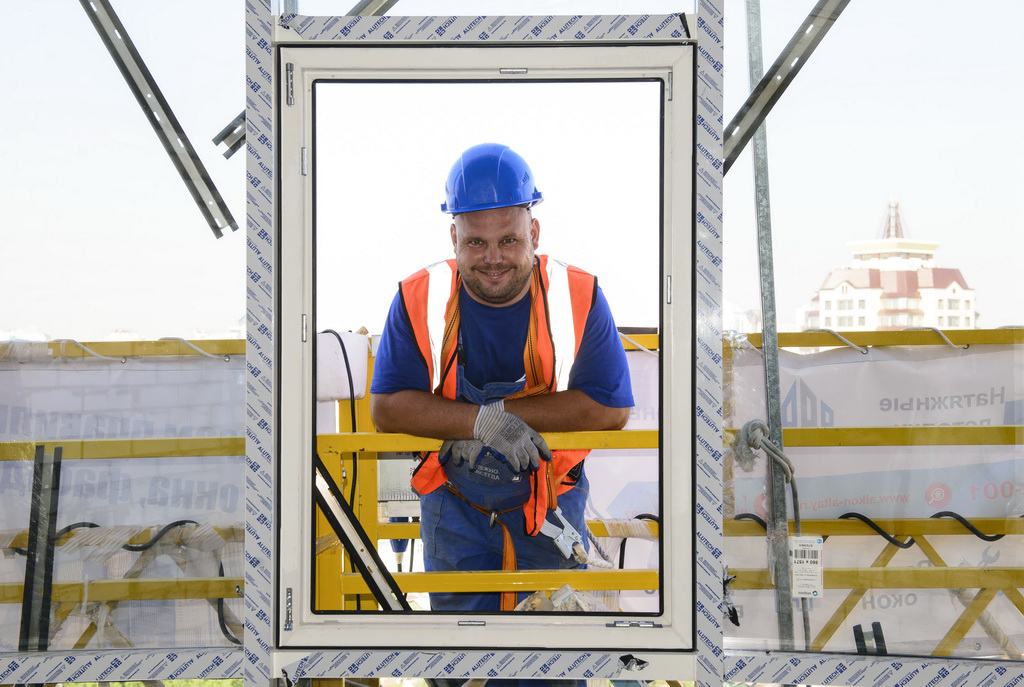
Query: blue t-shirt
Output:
[[371, 280, 633, 409]]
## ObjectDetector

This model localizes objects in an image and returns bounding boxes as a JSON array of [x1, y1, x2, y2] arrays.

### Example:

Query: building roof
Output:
[[819, 267, 970, 295], [820, 268, 880, 290]]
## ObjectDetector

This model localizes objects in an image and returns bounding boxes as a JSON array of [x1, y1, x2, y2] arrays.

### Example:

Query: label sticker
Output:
[[789, 536, 824, 598]]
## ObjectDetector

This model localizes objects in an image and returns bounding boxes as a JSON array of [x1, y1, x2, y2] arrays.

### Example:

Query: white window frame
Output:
[[276, 42, 695, 667]]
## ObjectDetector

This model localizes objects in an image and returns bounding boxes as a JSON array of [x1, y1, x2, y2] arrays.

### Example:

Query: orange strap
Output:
[[436, 262, 550, 399], [445, 483, 520, 611]]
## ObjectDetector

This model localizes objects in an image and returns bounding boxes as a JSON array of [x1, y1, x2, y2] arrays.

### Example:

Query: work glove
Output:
[[472, 400, 551, 473], [438, 439, 486, 469]]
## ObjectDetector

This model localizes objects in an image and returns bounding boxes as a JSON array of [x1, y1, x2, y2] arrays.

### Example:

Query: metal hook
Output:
[[902, 327, 969, 349], [55, 339, 126, 363], [159, 337, 231, 361], [802, 328, 868, 354]]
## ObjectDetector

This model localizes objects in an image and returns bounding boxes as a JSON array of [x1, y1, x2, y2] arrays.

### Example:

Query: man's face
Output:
[[451, 206, 539, 307]]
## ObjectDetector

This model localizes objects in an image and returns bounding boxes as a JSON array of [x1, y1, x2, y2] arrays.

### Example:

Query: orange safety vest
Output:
[[403, 255, 595, 535]]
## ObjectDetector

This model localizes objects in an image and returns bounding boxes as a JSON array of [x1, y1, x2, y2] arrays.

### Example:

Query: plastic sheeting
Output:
[[724, 339, 1024, 658], [0, 348, 244, 652]]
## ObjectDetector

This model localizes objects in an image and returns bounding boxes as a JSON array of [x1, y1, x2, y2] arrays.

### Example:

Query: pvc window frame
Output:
[[276, 42, 696, 663]]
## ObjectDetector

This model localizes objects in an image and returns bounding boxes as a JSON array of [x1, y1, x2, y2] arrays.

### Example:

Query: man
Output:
[[370, 142, 633, 612]]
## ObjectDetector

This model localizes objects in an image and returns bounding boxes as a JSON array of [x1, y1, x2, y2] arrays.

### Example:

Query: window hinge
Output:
[[285, 62, 295, 106], [666, 275, 673, 304], [608, 620, 661, 628], [284, 587, 293, 631], [301, 147, 308, 176], [301, 314, 307, 342], [666, 72, 673, 101]]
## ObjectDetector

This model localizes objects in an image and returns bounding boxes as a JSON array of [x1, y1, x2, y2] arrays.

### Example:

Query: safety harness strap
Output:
[[445, 482, 520, 611]]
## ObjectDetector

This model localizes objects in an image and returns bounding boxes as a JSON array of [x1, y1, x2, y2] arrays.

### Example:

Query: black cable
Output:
[[321, 329, 359, 505], [321, 329, 362, 609], [15, 519, 239, 639], [930, 511, 1006, 542], [839, 512, 915, 549], [617, 513, 659, 569], [122, 519, 199, 551], [216, 561, 242, 644], [55, 522, 100, 538], [734, 513, 768, 531], [13, 521, 102, 556]]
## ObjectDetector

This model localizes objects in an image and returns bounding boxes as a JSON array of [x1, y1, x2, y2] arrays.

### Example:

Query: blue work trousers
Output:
[[420, 473, 590, 612]]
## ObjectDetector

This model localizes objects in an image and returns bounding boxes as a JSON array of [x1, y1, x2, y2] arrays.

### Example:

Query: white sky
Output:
[[314, 81, 662, 335], [2, 0, 1021, 341]]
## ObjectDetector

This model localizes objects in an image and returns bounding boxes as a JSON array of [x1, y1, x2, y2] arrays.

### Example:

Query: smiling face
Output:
[[451, 205, 540, 306]]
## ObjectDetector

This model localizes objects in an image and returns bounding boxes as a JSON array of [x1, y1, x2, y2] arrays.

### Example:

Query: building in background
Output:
[[803, 201, 978, 331]]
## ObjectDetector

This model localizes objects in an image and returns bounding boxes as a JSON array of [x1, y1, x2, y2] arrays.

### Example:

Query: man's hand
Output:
[[438, 439, 486, 469], [473, 400, 551, 472]]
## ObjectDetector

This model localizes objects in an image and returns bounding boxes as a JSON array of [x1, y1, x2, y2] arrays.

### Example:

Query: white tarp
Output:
[[0, 354, 244, 529], [725, 342, 1024, 656], [0, 351, 244, 652]]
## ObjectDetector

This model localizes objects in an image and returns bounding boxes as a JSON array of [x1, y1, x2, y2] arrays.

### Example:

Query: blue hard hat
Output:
[[441, 143, 544, 214]]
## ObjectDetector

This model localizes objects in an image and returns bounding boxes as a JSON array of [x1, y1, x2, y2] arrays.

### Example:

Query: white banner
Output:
[[725, 342, 1024, 656], [0, 353, 244, 653], [0, 355, 244, 529]]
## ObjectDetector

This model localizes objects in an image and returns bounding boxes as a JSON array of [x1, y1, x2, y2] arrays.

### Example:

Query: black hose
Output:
[[734, 512, 768, 531], [321, 329, 359, 505], [838, 512, 915, 549], [618, 513, 659, 569], [217, 561, 242, 644], [122, 519, 199, 551], [930, 510, 1006, 542]]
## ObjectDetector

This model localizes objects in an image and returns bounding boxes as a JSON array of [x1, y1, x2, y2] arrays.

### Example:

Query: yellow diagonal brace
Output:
[[1005, 588, 1024, 617], [933, 587, 999, 656], [915, 535, 1022, 659], [810, 535, 909, 651]]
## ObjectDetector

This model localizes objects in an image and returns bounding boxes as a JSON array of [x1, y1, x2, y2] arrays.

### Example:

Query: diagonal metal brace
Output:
[[79, 0, 238, 238], [723, 0, 852, 175], [219, 0, 399, 162]]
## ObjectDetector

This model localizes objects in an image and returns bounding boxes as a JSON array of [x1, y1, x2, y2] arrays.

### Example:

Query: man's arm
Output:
[[370, 390, 477, 439], [371, 388, 628, 438], [505, 389, 629, 432]]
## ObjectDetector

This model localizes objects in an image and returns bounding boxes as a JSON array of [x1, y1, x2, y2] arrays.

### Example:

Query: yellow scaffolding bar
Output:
[[0, 577, 243, 604], [0, 339, 245, 359], [0, 437, 245, 461]]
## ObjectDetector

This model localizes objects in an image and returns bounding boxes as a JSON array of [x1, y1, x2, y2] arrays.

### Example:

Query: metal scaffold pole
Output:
[[726, 0, 851, 652], [744, 0, 796, 650]]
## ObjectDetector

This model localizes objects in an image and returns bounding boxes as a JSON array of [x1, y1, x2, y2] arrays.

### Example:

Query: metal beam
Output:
[[216, 0, 401, 158], [723, 0, 852, 175], [313, 454, 411, 611], [79, 0, 238, 238], [346, 0, 401, 14], [742, 0, 797, 651], [212, 111, 246, 159]]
